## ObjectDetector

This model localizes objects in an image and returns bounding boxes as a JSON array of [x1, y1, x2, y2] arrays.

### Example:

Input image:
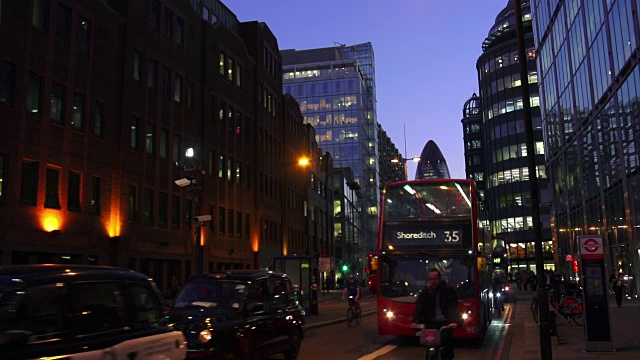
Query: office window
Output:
[[133, 50, 142, 82], [130, 116, 139, 149], [145, 123, 154, 154], [172, 134, 181, 162], [45, 168, 60, 209], [219, 52, 225, 76], [227, 158, 232, 181], [172, 195, 180, 227], [32, 0, 49, 31], [227, 58, 234, 82], [148, 59, 158, 90], [26, 73, 43, 114], [209, 205, 214, 231], [174, 74, 182, 102], [160, 128, 168, 159], [202, 6, 209, 21], [68, 171, 81, 211], [129, 185, 137, 220], [144, 189, 153, 224], [235, 63, 242, 87], [236, 211, 242, 237], [55, 4, 71, 43], [90, 176, 100, 214], [227, 209, 233, 236], [77, 16, 91, 53], [71, 93, 85, 130], [176, 17, 184, 46], [94, 101, 104, 137], [20, 162, 38, 205], [0, 61, 16, 106], [158, 192, 168, 227], [164, 8, 173, 39], [150, 0, 160, 30], [245, 213, 250, 238], [162, 66, 171, 97], [236, 160, 241, 185], [218, 206, 225, 235], [218, 155, 224, 178], [50, 82, 65, 124]]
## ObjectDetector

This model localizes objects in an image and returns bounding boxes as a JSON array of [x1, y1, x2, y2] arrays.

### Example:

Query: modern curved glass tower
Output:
[[461, 93, 485, 200], [477, 0, 553, 273], [414, 140, 450, 180]]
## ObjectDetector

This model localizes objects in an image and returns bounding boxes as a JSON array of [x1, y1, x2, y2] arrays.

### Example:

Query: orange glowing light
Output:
[[41, 210, 63, 232], [251, 234, 259, 253], [106, 190, 122, 237]]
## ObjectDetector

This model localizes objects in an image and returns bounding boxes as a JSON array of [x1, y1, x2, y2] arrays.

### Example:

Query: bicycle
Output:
[[346, 296, 362, 327], [493, 289, 505, 316], [531, 290, 584, 326], [413, 323, 456, 360]]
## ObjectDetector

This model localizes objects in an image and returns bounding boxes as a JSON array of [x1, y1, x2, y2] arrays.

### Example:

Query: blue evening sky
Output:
[[228, 0, 510, 179]]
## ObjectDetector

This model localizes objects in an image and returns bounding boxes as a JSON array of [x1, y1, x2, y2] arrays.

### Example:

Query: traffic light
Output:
[[342, 264, 349, 272]]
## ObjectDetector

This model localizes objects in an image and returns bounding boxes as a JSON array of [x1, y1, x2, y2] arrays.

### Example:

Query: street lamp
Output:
[[173, 147, 208, 274], [391, 156, 420, 181]]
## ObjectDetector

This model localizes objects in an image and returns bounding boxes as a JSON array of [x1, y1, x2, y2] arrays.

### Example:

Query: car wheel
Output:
[[283, 329, 302, 360]]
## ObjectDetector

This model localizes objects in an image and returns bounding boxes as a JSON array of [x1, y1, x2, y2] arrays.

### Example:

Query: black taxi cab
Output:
[[167, 271, 305, 359], [0, 264, 186, 359]]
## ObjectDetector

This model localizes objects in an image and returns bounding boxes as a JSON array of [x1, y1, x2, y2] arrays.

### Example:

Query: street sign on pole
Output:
[[577, 235, 614, 352]]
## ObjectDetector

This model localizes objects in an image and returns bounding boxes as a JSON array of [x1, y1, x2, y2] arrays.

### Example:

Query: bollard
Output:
[[549, 307, 557, 336], [310, 283, 319, 314]]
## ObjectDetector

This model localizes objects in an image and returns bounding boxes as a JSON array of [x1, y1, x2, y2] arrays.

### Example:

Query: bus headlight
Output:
[[462, 313, 469, 320], [199, 329, 212, 343], [386, 310, 395, 318]]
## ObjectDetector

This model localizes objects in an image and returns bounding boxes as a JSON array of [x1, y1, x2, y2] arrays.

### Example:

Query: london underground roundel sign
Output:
[[578, 236, 604, 259]]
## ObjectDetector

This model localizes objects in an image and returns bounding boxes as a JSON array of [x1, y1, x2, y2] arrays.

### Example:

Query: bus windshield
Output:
[[383, 181, 472, 220], [379, 255, 476, 303]]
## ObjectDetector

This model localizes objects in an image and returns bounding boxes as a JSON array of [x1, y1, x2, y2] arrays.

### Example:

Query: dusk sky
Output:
[[229, 0, 510, 179]]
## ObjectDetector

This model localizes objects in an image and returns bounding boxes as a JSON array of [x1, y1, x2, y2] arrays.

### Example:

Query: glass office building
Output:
[[533, 0, 640, 295], [282, 43, 380, 256], [477, 0, 554, 274], [414, 140, 451, 180]]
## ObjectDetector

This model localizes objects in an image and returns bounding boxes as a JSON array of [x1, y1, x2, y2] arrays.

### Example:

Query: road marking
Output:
[[486, 303, 512, 360], [357, 345, 397, 360]]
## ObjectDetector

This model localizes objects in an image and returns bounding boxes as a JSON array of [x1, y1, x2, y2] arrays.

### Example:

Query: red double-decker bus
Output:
[[366, 254, 379, 292], [376, 179, 492, 342]]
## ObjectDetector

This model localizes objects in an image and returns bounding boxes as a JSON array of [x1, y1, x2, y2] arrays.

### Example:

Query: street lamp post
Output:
[[174, 148, 208, 275], [391, 156, 420, 181]]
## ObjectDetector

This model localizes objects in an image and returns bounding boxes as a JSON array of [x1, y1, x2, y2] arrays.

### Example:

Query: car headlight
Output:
[[199, 329, 212, 343]]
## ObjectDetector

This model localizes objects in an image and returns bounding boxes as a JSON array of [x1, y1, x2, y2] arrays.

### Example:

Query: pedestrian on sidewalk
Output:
[[610, 269, 624, 308]]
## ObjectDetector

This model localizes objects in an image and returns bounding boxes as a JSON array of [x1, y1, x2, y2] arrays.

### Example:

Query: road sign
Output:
[[319, 256, 331, 272], [579, 236, 604, 259]]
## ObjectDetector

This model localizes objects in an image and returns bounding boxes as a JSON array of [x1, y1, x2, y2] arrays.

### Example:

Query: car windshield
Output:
[[379, 255, 476, 302], [173, 280, 245, 310]]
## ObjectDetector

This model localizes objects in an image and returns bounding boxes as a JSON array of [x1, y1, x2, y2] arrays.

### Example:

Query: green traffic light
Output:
[[342, 264, 348, 271]]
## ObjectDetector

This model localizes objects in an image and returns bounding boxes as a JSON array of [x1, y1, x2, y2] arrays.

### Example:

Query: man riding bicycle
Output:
[[412, 268, 463, 360], [341, 275, 361, 311]]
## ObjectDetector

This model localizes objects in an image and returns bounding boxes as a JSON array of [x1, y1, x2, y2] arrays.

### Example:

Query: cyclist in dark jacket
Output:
[[413, 268, 463, 360]]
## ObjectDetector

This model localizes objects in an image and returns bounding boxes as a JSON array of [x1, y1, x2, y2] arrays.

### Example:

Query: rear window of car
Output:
[[173, 280, 245, 310]]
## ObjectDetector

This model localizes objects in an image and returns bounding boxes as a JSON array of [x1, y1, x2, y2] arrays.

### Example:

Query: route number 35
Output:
[[443, 231, 460, 242]]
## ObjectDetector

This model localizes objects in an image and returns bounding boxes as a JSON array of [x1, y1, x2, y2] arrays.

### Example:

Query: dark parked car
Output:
[[168, 271, 305, 359], [0, 264, 186, 359]]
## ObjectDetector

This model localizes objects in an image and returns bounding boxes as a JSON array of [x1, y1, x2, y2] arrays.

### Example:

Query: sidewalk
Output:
[[508, 290, 640, 359], [304, 289, 378, 329]]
